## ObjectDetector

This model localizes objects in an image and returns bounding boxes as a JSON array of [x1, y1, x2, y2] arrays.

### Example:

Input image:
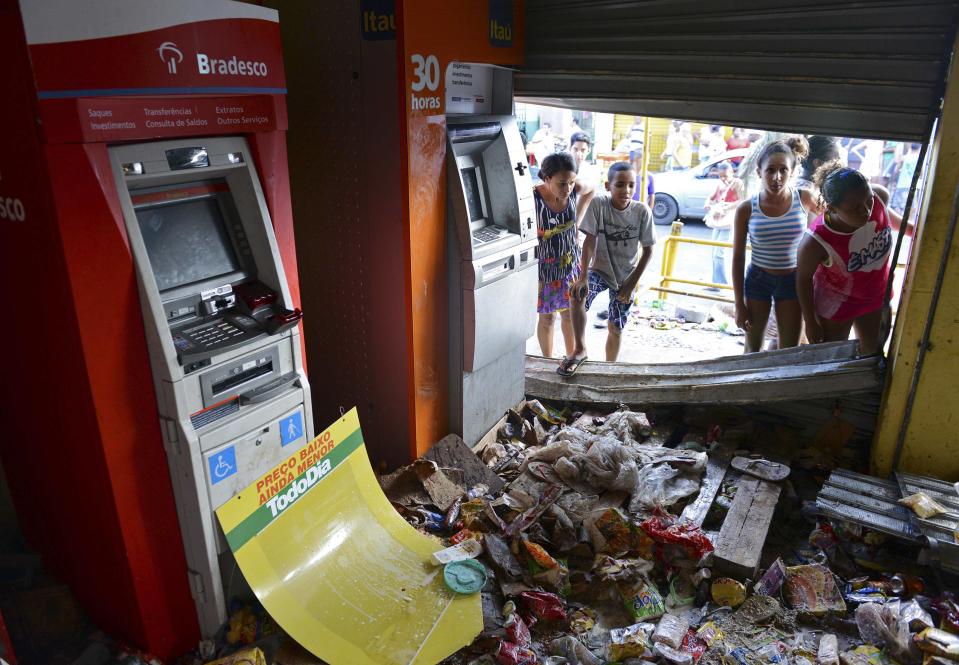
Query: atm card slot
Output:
[[480, 255, 514, 283], [211, 361, 274, 397]]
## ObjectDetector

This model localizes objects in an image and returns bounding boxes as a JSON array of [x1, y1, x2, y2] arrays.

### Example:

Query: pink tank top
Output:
[[807, 201, 892, 321]]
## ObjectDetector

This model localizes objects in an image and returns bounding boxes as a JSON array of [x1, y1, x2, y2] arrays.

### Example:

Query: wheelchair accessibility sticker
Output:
[[209, 446, 237, 485], [280, 412, 304, 447]]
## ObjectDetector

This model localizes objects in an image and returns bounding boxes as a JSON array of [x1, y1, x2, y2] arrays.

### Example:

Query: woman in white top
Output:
[[731, 137, 819, 353]]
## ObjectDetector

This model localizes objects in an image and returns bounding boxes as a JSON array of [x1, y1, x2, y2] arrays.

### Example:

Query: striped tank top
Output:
[[747, 189, 807, 270]]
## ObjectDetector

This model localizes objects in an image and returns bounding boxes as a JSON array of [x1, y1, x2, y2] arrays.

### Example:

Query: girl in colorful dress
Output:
[[796, 162, 908, 354], [534, 152, 594, 358], [732, 137, 819, 352]]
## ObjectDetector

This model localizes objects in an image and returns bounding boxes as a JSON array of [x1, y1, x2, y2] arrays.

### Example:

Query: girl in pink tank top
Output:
[[796, 162, 907, 354]]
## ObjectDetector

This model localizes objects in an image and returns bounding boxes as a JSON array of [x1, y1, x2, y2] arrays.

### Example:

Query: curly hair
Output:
[[813, 159, 870, 207]]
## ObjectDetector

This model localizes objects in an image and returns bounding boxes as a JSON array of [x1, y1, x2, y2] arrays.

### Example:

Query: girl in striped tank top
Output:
[[535, 152, 595, 359], [732, 137, 819, 352]]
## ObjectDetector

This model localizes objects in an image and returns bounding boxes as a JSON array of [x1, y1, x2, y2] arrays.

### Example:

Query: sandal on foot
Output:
[[557, 355, 587, 377]]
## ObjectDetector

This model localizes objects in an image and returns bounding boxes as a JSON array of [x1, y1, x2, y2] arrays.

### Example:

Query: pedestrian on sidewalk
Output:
[[558, 162, 656, 375], [704, 162, 744, 288]]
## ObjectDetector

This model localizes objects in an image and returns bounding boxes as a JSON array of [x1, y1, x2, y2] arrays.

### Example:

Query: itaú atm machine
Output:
[[108, 137, 313, 636], [446, 68, 538, 445]]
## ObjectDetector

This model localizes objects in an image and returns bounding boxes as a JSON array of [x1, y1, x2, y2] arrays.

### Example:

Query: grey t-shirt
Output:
[[579, 195, 656, 290], [580, 195, 656, 290]]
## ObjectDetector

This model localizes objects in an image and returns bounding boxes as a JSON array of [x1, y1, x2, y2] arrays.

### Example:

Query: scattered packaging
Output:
[[915, 628, 959, 659], [899, 493, 949, 519], [819, 634, 840, 665], [695, 622, 723, 647], [754, 558, 787, 596], [431, 539, 483, 565], [504, 613, 531, 647], [205, 648, 266, 665], [495, 640, 536, 665], [784, 563, 846, 615], [652, 614, 689, 649], [710, 578, 746, 608], [609, 623, 653, 661], [518, 591, 567, 622], [618, 577, 667, 621]]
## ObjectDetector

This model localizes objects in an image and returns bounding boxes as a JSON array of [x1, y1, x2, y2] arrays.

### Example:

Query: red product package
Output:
[[504, 613, 531, 647], [640, 508, 714, 561], [519, 590, 568, 622], [681, 629, 708, 664], [496, 640, 537, 665]]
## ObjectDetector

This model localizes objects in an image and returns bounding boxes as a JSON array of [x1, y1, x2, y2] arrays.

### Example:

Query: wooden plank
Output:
[[681, 444, 733, 527], [713, 475, 782, 580]]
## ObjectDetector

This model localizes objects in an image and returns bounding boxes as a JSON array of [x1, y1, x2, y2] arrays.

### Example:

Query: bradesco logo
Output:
[[158, 41, 269, 78]]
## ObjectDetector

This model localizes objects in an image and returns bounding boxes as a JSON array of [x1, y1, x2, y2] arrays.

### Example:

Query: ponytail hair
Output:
[[540, 152, 577, 179], [756, 136, 809, 171], [813, 159, 870, 207]]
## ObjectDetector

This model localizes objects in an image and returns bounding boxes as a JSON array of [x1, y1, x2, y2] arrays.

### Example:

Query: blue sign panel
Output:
[[489, 0, 513, 47], [280, 411, 304, 447], [209, 446, 237, 485]]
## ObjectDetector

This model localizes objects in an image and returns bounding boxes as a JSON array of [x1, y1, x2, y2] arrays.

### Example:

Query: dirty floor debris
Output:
[[383, 401, 959, 665]]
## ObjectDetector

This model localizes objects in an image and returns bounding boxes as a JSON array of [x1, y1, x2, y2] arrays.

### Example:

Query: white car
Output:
[[651, 148, 751, 225]]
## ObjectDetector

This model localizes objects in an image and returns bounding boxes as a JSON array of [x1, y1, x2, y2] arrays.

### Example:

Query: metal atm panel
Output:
[[447, 113, 537, 444], [109, 136, 313, 637]]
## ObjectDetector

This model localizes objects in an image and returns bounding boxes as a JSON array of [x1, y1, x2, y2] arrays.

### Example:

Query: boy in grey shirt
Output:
[[558, 162, 656, 375]]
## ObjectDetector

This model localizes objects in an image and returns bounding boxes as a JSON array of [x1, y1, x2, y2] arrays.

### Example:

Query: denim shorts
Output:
[[744, 264, 798, 302]]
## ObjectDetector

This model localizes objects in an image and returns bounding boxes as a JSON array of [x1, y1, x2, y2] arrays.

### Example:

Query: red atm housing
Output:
[[0, 0, 303, 657]]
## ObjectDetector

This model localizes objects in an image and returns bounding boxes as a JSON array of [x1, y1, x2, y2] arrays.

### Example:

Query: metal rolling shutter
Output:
[[517, 0, 959, 140]]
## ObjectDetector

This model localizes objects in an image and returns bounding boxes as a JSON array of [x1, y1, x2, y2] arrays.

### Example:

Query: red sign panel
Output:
[[28, 19, 285, 98]]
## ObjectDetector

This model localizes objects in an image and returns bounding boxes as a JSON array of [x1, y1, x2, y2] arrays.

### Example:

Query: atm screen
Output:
[[135, 195, 241, 293], [461, 167, 485, 222]]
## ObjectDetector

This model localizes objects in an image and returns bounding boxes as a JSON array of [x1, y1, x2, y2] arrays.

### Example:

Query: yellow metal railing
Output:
[[648, 220, 908, 309], [654, 221, 737, 303]]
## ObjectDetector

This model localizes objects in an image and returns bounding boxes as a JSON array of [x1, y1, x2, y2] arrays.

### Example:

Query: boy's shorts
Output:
[[585, 271, 632, 330], [744, 264, 798, 302]]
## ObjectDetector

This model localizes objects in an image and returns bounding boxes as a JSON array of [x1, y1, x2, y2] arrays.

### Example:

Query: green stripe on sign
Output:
[[225, 427, 364, 551]]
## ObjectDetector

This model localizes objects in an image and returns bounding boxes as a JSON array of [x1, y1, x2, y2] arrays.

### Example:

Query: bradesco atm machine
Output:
[[109, 137, 314, 635], [447, 64, 538, 445], [0, 0, 313, 653]]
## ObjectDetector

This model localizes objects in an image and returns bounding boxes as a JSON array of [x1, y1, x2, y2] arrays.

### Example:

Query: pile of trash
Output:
[[382, 401, 959, 665]]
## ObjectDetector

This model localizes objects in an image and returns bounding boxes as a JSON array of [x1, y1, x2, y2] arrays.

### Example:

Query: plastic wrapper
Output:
[[594, 555, 655, 581], [653, 613, 689, 649], [484, 533, 524, 578], [431, 538, 482, 565], [549, 635, 603, 665], [205, 648, 266, 665], [584, 406, 652, 444], [899, 599, 934, 631], [784, 564, 847, 615], [525, 430, 590, 464], [681, 629, 708, 664], [819, 634, 840, 665], [496, 640, 537, 665], [630, 463, 702, 512], [855, 602, 921, 665], [618, 577, 666, 621], [915, 628, 959, 659], [526, 399, 567, 425], [609, 623, 653, 661], [696, 622, 724, 647], [518, 591, 567, 622], [640, 509, 714, 561], [711, 578, 746, 608], [840, 645, 896, 665], [667, 573, 696, 612], [570, 607, 596, 634], [899, 492, 949, 519], [755, 558, 787, 596], [586, 507, 653, 557], [504, 613, 531, 647], [655, 642, 693, 664]]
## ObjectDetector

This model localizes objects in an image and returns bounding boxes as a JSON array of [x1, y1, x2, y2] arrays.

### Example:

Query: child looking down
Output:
[[558, 162, 656, 376]]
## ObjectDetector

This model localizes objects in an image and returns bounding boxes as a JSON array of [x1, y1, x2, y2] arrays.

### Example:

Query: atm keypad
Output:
[[472, 227, 501, 243]]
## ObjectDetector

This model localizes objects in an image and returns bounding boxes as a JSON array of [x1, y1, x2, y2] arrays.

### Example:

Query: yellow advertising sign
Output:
[[216, 408, 481, 665]]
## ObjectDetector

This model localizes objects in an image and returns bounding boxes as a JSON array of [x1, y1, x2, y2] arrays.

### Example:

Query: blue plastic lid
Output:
[[443, 559, 487, 594]]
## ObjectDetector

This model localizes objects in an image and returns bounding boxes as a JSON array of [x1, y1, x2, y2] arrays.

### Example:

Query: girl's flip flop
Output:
[[556, 355, 587, 377]]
